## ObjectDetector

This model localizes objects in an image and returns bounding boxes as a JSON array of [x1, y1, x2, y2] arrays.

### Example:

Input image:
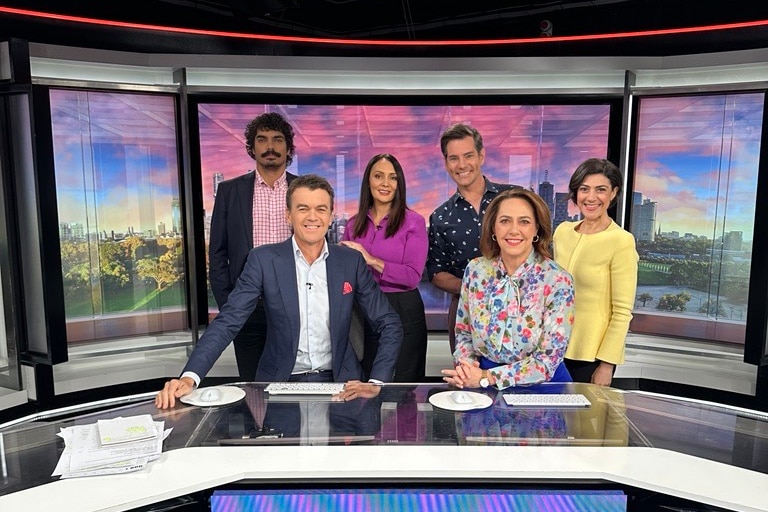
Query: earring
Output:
[[533, 235, 540, 243], [492, 234, 497, 242]]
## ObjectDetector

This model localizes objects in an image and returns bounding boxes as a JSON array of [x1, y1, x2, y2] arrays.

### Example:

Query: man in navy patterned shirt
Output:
[[426, 123, 518, 353]]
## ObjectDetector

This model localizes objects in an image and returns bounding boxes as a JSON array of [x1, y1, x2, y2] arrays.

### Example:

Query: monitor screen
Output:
[[210, 487, 627, 511], [193, 98, 615, 329]]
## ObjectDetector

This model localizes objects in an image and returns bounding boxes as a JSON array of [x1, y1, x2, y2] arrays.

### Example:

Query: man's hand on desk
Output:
[[335, 380, 382, 401], [155, 377, 195, 409]]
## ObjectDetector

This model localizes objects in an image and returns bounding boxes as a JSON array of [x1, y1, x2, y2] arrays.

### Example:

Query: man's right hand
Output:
[[155, 377, 195, 409]]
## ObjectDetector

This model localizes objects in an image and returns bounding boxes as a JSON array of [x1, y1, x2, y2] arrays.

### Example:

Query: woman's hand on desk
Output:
[[441, 359, 482, 388], [155, 377, 195, 409], [335, 380, 382, 401]]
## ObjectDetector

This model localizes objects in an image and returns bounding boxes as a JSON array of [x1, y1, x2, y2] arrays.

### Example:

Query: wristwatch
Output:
[[479, 370, 491, 388]]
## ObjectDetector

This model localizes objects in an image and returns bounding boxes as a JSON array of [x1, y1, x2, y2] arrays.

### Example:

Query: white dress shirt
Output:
[[291, 237, 332, 373]]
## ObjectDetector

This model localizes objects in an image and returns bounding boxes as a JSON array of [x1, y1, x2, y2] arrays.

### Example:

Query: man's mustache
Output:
[[261, 150, 281, 158]]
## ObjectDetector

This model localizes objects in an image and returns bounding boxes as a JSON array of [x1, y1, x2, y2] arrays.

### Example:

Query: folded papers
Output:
[[53, 414, 171, 478]]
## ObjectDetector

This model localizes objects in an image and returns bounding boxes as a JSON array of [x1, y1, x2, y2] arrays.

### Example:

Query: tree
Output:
[[98, 240, 130, 286], [60, 240, 91, 290], [136, 257, 179, 291], [656, 292, 692, 312], [135, 237, 182, 291], [636, 292, 654, 307], [122, 235, 145, 259], [699, 299, 726, 317]]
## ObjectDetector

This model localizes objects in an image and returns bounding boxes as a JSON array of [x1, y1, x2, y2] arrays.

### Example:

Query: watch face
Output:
[[479, 378, 490, 388]]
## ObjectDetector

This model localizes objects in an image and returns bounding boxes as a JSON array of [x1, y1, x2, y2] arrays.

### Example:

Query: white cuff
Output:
[[180, 371, 201, 388]]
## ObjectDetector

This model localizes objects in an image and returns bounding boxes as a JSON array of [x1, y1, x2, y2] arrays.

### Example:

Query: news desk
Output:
[[1, 382, 767, 512]]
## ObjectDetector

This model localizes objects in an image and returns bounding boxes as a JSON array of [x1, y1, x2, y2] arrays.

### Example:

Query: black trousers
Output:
[[232, 299, 267, 381], [362, 288, 428, 383], [287, 370, 334, 383], [564, 358, 615, 383]]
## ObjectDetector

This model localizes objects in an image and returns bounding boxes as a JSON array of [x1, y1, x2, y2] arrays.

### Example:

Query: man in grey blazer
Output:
[[209, 112, 298, 381], [156, 174, 403, 408]]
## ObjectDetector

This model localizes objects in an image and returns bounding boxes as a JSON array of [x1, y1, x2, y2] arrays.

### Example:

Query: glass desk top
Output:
[[2, 382, 768, 498]]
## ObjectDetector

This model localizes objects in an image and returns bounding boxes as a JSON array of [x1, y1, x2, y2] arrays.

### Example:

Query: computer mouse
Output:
[[451, 391, 473, 404], [199, 387, 222, 403]]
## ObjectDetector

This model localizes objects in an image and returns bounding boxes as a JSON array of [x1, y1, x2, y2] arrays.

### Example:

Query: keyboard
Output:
[[265, 382, 345, 395], [502, 393, 591, 408]]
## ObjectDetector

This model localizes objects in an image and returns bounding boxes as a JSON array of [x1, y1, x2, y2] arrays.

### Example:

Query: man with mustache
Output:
[[208, 112, 298, 381]]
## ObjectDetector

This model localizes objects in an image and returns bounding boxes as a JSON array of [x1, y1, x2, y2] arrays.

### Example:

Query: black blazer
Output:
[[208, 170, 298, 307]]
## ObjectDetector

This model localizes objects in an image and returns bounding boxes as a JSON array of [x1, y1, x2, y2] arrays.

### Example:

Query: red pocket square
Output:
[[343, 281, 353, 295]]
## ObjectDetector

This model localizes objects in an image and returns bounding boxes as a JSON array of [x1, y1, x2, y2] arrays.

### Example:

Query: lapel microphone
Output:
[[306, 282, 313, 290]]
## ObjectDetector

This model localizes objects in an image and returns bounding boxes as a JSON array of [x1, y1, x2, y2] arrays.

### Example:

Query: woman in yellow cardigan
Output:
[[553, 158, 638, 386]]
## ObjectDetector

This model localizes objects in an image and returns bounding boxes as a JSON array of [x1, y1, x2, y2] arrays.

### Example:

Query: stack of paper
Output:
[[52, 414, 171, 479]]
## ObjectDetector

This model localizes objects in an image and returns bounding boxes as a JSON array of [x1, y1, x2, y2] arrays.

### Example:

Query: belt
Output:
[[291, 369, 332, 376]]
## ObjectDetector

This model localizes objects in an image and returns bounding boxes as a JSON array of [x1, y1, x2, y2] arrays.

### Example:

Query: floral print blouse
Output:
[[453, 250, 575, 389]]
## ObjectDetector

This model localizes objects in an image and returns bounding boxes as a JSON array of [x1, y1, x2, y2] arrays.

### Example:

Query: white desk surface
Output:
[[2, 445, 767, 512]]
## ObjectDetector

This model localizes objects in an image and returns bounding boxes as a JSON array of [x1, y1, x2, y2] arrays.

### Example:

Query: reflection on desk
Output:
[[1, 382, 768, 512], [431, 384, 629, 447], [217, 392, 381, 445]]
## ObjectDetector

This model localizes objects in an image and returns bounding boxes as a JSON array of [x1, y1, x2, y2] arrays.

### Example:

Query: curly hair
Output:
[[244, 112, 296, 166]]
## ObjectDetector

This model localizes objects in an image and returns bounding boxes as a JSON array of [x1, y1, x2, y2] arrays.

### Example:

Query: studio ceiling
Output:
[[2, 1, 768, 57]]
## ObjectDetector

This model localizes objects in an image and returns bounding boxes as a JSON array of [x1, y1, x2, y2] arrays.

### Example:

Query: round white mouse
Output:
[[199, 387, 222, 403], [451, 391, 473, 404]]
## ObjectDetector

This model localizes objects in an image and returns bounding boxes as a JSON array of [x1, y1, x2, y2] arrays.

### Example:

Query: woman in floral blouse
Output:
[[441, 188, 575, 390]]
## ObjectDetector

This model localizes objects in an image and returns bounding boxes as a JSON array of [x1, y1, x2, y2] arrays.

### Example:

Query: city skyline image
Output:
[[46, 89, 763, 345], [632, 93, 762, 242], [197, 103, 612, 233], [49, 94, 763, 245], [51, 89, 181, 239]]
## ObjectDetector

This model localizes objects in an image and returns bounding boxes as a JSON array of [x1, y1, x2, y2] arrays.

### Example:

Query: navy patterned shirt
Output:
[[427, 177, 518, 282]]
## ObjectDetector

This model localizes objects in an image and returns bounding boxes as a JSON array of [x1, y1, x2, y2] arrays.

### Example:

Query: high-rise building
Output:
[[171, 197, 181, 235], [59, 222, 72, 241], [336, 154, 345, 217], [71, 222, 84, 240], [213, 172, 224, 198], [632, 198, 657, 242], [723, 231, 743, 251], [553, 192, 570, 232], [537, 170, 554, 219]]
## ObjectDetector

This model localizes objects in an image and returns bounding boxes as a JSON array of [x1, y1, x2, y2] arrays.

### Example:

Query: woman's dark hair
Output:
[[286, 174, 335, 211], [244, 112, 296, 166], [350, 154, 408, 239], [568, 158, 622, 207], [480, 188, 553, 260]]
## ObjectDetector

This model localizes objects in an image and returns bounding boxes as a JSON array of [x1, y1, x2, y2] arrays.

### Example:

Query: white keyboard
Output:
[[265, 382, 345, 395], [502, 393, 591, 408]]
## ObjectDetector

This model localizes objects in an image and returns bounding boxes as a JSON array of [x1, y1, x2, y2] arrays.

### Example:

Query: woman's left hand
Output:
[[339, 241, 371, 261], [591, 361, 614, 386], [441, 359, 481, 388]]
